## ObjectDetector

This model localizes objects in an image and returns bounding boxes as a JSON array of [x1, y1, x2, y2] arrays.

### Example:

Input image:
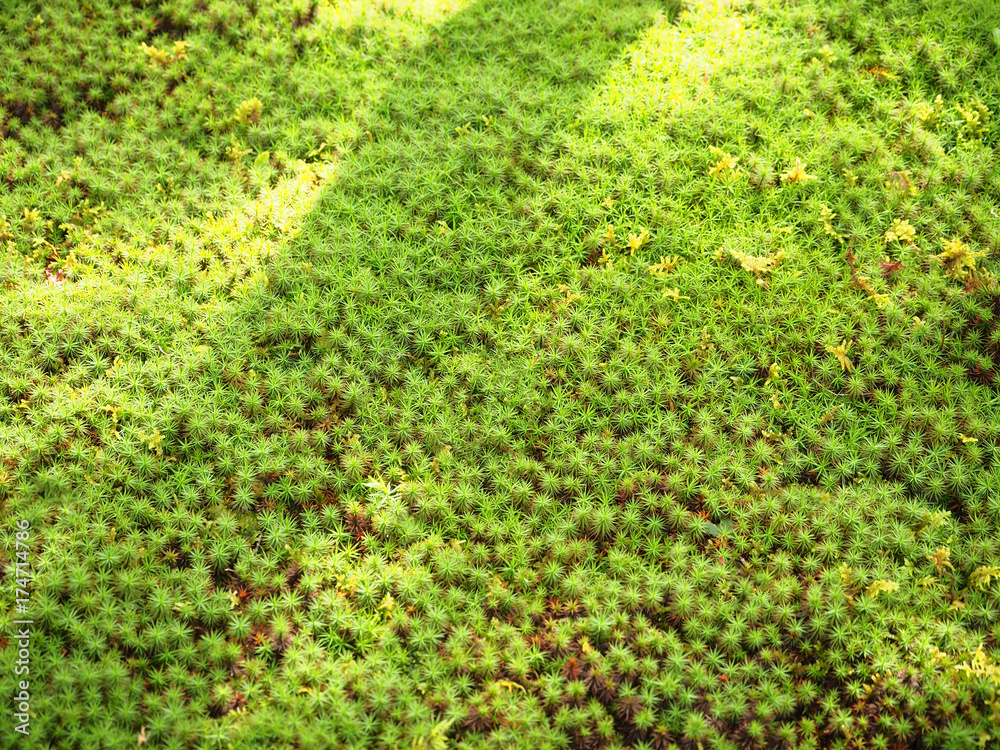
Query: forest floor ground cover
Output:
[[2, 0, 1000, 748]]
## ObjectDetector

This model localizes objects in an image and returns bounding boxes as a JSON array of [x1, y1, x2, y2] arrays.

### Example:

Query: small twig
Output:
[[692, 63, 710, 105], [842, 234, 857, 267], [843, 236, 863, 284]]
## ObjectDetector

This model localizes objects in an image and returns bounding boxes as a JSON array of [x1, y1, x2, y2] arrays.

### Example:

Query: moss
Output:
[[3, 0, 1000, 747]]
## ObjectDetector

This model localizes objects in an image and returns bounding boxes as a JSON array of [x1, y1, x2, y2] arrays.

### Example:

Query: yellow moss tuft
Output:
[[934, 237, 988, 282], [915, 94, 944, 129], [647, 255, 680, 277], [780, 159, 816, 184], [884, 218, 916, 245], [661, 287, 689, 301], [865, 579, 899, 598], [707, 146, 740, 179], [969, 566, 1000, 592], [819, 204, 844, 241], [140, 40, 189, 69], [717, 246, 786, 286], [824, 339, 854, 372], [956, 99, 991, 141], [234, 97, 264, 125], [627, 228, 650, 255]]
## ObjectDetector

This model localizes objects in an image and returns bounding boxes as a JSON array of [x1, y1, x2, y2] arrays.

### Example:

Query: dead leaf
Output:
[[45, 265, 65, 286], [880, 259, 903, 278]]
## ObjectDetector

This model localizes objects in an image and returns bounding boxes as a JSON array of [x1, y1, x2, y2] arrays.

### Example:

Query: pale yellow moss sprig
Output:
[[927, 644, 1000, 689], [139, 429, 165, 456], [647, 255, 679, 278], [839, 564, 855, 594], [865, 579, 899, 598], [969, 565, 1000, 592], [715, 246, 787, 286], [627, 228, 650, 255], [601, 225, 616, 247], [956, 100, 991, 141], [661, 287, 689, 301], [934, 238, 991, 284], [819, 204, 844, 241], [226, 138, 252, 162], [780, 159, 817, 184], [22, 207, 41, 229], [555, 284, 581, 307], [494, 680, 526, 693], [915, 94, 944, 130], [234, 97, 264, 125], [707, 146, 740, 180], [884, 218, 916, 245], [824, 339, 854, 372], [140, 40, 189, 69], [928, 546, 954, 576], [952, 646, 1000, 686]]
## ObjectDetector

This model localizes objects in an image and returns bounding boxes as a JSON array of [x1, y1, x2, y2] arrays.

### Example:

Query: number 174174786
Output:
[[13, 518, 32, 737]]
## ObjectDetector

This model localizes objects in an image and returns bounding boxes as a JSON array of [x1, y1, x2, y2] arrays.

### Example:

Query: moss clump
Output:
[[2, 0, 1000, 747]]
